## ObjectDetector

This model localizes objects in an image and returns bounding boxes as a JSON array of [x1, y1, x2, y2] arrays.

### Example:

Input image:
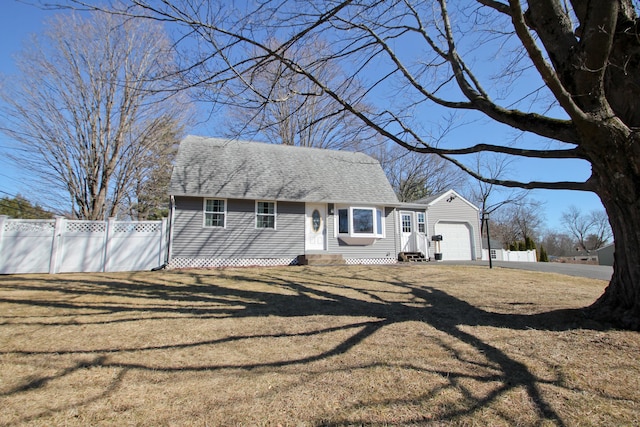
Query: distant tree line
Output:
[[0, 195, 53, 219], [481, 201, 611, 261]]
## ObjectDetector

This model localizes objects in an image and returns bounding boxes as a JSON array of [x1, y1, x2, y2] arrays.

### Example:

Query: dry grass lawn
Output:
[[0, 264, 639, 426]]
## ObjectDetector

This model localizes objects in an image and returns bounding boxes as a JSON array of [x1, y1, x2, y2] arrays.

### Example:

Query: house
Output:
[[167, 136, 482, 268]]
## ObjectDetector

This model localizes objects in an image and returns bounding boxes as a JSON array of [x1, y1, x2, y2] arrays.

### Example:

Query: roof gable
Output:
[[414, 189, 479, 211], [169, 136, 399, 205]]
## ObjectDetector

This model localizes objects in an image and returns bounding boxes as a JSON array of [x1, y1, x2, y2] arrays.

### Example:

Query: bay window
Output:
[[336, 206, 384, 242]]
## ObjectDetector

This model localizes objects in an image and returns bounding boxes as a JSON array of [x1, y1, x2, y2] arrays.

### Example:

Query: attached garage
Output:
[[434, 221, 474, 260], [412, 189, 482, 261]]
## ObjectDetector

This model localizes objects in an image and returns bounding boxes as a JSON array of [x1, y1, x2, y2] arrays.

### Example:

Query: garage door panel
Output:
[[434, 222, 472, 260]]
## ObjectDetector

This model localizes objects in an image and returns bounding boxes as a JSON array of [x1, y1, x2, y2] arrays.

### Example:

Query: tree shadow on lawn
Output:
[[0, 266, 613, 425]]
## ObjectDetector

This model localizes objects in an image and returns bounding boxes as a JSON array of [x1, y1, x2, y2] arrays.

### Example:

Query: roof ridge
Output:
[[182, 135, 377, 161]]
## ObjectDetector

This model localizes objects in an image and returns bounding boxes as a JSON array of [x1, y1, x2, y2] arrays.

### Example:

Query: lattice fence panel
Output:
[[113, 222, 162, 233], [4, 220, 55, 233], [65, 221, 106, 233]]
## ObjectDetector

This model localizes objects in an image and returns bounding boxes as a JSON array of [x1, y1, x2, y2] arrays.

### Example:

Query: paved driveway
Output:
[[440, 260, 613, 281]]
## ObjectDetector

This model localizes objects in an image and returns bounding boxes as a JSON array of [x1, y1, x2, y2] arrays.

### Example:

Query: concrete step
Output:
[[297, 254, 346, 265], [398, 252, 428, 262]]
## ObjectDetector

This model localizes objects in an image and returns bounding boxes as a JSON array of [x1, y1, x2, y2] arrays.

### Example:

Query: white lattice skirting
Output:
[[169, 257, 299, 269], [345, 258, 397, 265], [169, 257, 398, 269]]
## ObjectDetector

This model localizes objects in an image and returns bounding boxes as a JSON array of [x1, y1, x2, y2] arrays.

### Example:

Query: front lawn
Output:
[[0, 265, 638, 426]]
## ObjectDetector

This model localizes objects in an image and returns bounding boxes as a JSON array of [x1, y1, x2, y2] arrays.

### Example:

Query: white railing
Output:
[[0, 216, 168, 274]]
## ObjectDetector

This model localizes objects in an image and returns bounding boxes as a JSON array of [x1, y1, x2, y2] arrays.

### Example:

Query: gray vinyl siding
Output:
[[172, 196, 304, 259], [326, 207, 397, 259], [427, 197, 481, 260]]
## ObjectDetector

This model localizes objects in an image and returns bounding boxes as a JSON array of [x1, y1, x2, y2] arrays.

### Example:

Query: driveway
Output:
[[440, 260, 613, 281]]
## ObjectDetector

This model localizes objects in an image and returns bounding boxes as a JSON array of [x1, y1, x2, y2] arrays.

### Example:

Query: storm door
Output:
[[305, 204, 326, 251]]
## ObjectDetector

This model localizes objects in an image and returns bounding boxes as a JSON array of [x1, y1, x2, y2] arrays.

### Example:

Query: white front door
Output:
[[400, 211, 415, 252], [305, 204, 326, 251]]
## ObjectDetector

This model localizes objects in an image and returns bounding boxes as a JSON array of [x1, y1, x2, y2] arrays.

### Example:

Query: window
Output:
[[401, 214, 412, 233], [338, 209, 349, 233], [335, 206, 384, 239], [204, 199, 225, 227], [353, 209, 374, 234], [256, 201, 276, 229], [417, 212, 426, 233], [490, 249, 497, 259]]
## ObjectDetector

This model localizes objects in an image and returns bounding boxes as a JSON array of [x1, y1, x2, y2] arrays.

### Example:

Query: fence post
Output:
[[49, 217, 65, 274], [160, 217, 168, 266], [0, 216, 7, 272], [103, 217, 116, 272]]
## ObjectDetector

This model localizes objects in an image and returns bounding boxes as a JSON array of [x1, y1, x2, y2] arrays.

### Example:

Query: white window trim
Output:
[[417, 211, 426, 234], [203, 198, 227, 228], [255, 200, 277, 230], [335, 205, 385, 239], [401, 212, 413, 234]]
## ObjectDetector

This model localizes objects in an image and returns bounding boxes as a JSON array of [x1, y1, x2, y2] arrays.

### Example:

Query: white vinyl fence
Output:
[[482, 248, 537, 262], [0, 216, 168, 274]]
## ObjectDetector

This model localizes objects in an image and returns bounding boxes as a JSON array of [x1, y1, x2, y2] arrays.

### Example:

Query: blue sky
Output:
[[0, 0, 606, 230]]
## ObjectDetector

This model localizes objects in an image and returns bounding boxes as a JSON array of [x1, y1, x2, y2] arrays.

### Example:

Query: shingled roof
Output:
[[169, 136, 399, 205]]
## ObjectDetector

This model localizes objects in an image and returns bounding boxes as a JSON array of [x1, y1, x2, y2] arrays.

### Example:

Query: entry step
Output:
[[297, 254, 346, 265], [398, 252, 428, 262]]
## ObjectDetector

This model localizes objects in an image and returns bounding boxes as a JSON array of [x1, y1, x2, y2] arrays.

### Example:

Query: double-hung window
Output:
[[417, 212, 426, 233], [256, 201, 276, 229], [204, 199, 226, 227]]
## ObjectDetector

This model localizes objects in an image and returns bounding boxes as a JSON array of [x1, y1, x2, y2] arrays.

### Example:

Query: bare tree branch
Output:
[[0, 10, 190, 219]]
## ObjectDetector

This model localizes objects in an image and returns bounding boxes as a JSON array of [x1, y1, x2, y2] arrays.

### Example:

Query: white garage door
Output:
[[434, 222, 473, 260]]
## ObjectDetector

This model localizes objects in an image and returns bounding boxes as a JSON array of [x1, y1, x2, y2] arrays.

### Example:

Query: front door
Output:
[[305, 204, 326, 251], [400, 211, 415, 252]]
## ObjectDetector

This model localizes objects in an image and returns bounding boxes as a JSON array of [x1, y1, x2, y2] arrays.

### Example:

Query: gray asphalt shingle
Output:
[[169, 136, 399, 205]]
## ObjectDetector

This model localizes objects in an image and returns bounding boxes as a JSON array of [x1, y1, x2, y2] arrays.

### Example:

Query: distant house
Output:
[[597, 243, 614, 266], [167, 136, 482, 268]]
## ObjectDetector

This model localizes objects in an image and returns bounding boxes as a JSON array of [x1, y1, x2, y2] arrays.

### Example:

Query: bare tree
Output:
[[71, 1, 640, 328], [492, 199, 544, 249], [0, 11, 189, 219], [539, 231, 577, 257], [125, 120, 182, 220], [223, 39, 373, 150], [466, 153, 529, 239], [562, 206, 613, 252], [376, 144, 467, 202]]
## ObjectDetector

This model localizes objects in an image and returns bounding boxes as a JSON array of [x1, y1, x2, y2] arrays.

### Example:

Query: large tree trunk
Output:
[[586, 132, 640, 330], [589, 198, 640, 330]]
